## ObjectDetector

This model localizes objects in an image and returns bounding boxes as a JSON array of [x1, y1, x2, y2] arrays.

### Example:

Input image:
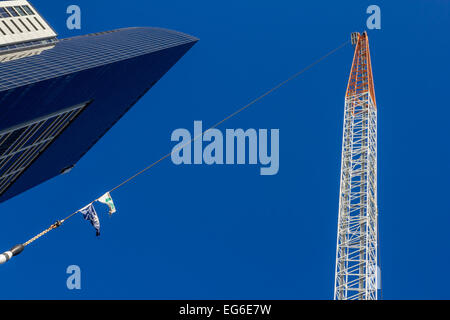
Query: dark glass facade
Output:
[[0, 27, 197, 203]]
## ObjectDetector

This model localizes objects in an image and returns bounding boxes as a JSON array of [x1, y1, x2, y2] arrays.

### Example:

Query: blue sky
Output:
[[0, 0, 449, 299]]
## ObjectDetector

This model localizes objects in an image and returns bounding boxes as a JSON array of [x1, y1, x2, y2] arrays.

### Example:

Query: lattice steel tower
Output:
[[334, 32, 378, 300]]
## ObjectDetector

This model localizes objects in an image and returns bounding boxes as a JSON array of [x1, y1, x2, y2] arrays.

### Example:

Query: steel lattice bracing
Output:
[[334, 32, 378, 300]]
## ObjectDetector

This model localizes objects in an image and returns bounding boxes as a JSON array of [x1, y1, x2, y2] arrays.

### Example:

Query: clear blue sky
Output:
[[0, 0, 449, 299]]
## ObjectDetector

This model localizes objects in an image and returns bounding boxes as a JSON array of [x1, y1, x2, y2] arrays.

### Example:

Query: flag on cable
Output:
[[98, 192, 116, 215], [80, 203, 100, 236]]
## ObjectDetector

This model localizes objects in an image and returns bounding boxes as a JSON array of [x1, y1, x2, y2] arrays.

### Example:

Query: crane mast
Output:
[[334, 32, 378, 300]]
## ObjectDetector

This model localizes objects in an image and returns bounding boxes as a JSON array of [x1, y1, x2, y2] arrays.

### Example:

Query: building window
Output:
[[22, 5, 34, 16], [5, 7, 19, 17], [0, 8, 10, 18], [14, 6, 27, 17], [0, 102, 91, 197]]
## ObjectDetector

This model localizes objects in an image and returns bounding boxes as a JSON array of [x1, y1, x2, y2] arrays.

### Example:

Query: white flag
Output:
[[98, 192, 116, 215]]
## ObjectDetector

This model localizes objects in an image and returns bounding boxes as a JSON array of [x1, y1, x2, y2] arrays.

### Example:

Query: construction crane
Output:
[[334, 32, 378, 300]]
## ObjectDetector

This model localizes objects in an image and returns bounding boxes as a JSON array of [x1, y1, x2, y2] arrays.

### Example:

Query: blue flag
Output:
[[80, 204, 100, 236]]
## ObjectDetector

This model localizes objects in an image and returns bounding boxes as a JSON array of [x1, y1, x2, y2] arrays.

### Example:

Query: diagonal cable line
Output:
[[21, 39, 350, 248]]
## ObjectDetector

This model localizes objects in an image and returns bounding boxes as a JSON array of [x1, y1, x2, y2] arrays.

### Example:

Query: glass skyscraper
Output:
[[0, 1, 198, 203]]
